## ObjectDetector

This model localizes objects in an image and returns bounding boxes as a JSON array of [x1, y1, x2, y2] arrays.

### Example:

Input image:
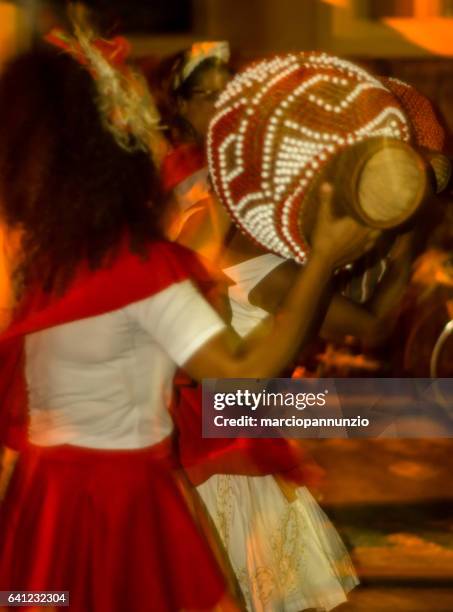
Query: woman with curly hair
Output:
[[0, 27, 377, 612]]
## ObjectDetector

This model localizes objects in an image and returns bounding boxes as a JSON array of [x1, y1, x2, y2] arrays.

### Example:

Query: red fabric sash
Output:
[[0, 339, 27, 450], [171, 382, 322, 487], [160, 143, 206, 193]]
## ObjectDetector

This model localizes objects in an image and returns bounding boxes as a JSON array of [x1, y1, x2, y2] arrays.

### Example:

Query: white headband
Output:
[[174, 41, 230, 90]]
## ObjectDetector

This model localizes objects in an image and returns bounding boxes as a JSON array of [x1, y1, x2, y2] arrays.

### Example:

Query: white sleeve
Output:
[[222, 254, 286, 296], [222, 254, 285, 338], [125, 280, 226, 366]]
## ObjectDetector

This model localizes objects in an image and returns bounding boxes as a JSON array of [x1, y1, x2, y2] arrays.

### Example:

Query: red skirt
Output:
[[0, 439, 231, 612]]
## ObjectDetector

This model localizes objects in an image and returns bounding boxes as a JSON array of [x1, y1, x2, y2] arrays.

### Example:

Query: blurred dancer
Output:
[[155, 41, 233, 261], [0, 22, 376, 612], [157, 44, 362, 612]]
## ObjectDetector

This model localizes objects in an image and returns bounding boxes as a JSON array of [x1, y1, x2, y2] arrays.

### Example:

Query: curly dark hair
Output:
[[0, 45, 161, 297]]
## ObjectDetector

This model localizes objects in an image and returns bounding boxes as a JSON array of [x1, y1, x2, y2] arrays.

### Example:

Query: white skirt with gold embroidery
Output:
[[197, 475, 358, 612]]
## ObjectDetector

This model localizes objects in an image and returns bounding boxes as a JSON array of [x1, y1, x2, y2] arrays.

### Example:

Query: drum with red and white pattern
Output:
[[207, 52, 447, 263]]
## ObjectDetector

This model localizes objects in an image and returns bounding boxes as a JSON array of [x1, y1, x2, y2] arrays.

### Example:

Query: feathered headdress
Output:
[[45, 7, 166, 163]]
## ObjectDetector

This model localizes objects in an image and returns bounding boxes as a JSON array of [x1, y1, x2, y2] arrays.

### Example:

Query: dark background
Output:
[[40, 0, 193, 34]]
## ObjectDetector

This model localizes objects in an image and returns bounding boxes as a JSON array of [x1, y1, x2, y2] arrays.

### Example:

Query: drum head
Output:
[[357, 141, 428, 228]]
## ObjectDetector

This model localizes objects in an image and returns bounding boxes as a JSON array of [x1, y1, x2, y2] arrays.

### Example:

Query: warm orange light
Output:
[[0, 4, 19, 68], [384, 17, 453, 55], [320, 0, 349, 7], [0, 223, 22, 330], [413, 0, 442, 19], [321, 0, 445, 17]]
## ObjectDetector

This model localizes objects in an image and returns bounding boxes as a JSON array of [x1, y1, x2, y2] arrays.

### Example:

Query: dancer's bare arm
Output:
[[248, 229, 415, 349], [184, 186, 379, 380]]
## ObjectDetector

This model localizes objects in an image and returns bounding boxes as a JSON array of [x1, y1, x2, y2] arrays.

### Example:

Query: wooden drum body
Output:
[[208, 52, 448, 262]]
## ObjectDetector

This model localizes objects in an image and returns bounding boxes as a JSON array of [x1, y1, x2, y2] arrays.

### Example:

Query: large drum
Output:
[[207, 52, 448, 263]]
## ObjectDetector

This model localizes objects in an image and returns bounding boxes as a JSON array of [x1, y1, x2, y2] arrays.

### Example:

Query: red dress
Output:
[[0, 239, 236, 612]]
